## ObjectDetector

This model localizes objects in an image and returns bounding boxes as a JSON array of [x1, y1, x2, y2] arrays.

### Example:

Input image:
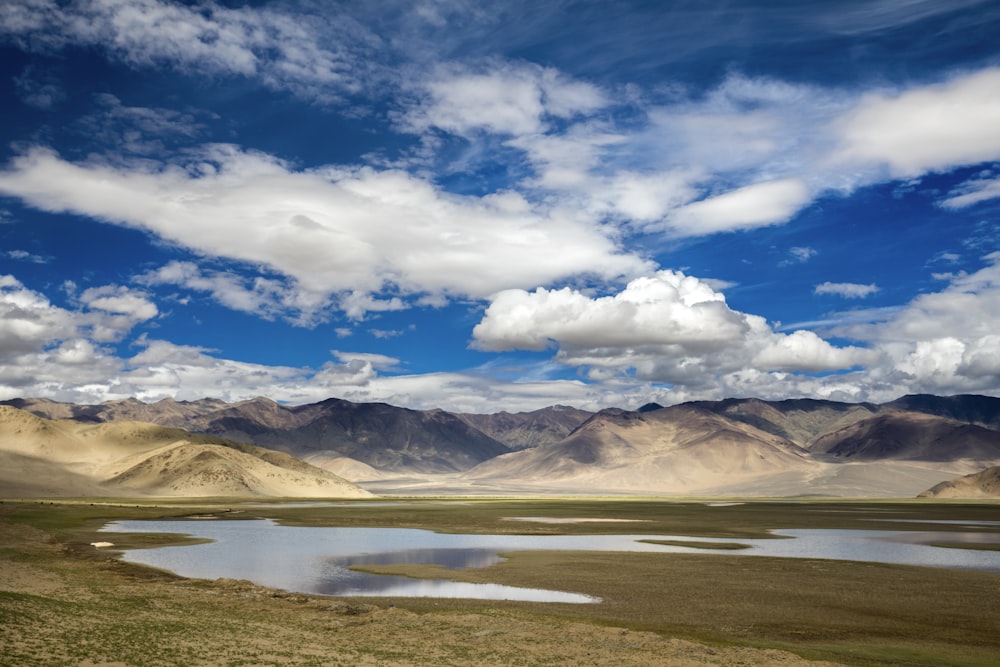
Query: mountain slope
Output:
[[0, 406, 370, 498], [808, 411, 1000, 463], [455, 405, 592, 450], [687, 397, 878, 446], [202, 399, 511, 473]]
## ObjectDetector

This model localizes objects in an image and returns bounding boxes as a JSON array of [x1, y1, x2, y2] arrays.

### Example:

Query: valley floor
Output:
[[2, 498, 999, 666]]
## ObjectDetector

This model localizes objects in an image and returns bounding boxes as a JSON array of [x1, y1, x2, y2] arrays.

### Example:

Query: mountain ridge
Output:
[[4, 393, 1000, 497]]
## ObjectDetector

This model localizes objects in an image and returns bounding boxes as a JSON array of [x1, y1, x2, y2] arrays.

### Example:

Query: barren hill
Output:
[[0, 406, 370, 498], [918, 466, 1000, 498], [463, 405, 817, 494]]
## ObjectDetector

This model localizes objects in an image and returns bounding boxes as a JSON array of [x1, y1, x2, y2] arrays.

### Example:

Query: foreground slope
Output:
[[0, 406, 370, 498], [918, 466, 1000, 498]]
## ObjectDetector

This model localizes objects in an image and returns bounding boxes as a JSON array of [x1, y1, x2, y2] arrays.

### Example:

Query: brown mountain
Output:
[[0, 406, 370, 498], [918, 466, 1000, 498], [194, 398, 511, 473], [5, 396, 510, 474], [882, 394, 1000, 431], [808, 410, 1000, 463], [463, 405, 817, 494], [455, 405, 592, 450], [686, 397, 878, 446], [2, 396, 229, 426]]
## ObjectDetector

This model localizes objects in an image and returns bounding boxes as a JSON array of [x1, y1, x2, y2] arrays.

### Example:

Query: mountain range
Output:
[[3, 394, 1000, 498]]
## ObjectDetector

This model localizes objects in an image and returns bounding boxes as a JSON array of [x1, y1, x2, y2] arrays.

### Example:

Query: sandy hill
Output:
[[463, 405, 818, 494], [0, 406, 370, 498], [918, 466, 1000, 498]]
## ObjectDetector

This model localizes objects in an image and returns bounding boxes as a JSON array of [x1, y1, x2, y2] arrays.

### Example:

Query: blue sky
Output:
[[1, 0, 999, 412]]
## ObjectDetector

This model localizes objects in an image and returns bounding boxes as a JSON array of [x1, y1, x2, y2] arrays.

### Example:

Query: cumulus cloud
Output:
[[472, 271, 876, 383], [473, 272, 745, 353], [814, 282, 880, 298], [0, 145, 650, 317]]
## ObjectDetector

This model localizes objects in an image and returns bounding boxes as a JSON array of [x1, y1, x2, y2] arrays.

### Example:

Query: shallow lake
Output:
[[102, 519, 1000, 603]]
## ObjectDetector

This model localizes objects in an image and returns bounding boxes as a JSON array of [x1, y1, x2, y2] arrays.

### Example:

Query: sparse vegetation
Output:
[[2, 497, 999, 666]]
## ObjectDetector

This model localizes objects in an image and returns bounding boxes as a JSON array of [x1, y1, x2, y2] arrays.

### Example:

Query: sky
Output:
[[1, 0, 999, 414]]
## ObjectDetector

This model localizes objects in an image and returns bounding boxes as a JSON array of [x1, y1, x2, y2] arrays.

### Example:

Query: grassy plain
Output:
[[2, 497, 999, 666]]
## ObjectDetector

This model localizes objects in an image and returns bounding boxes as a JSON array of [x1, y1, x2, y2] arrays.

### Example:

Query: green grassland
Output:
[[2, 497, 999, 666]]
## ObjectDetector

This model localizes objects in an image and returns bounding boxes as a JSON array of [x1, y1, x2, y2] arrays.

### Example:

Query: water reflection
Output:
[[102, 519, 1000, 603]]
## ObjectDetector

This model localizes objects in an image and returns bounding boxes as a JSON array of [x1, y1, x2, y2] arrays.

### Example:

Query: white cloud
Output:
[[400, 61, 607, 137], [5, 249, 48, 264], [0, 145, 650, 318], [940, 173, 1000, 209], [331, 350, 401, 371], [0, 275, 77, 355], [831, 67, 1000, 178], [788, 246, 817, 263], [814, 282, 880, 298], [668, 178, 812, 235], [79, 285, 158, 321], [137, 260, 332, 326]]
